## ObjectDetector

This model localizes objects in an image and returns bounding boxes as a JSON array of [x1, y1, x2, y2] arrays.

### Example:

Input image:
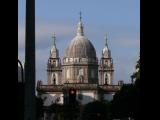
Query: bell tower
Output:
[[99, 34, 114, 85], [47, 33, 62, 85]]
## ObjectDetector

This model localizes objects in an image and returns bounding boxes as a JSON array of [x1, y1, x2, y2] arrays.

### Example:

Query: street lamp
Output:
[[18, 59, 25, 120], [18, 59, 24, 83]]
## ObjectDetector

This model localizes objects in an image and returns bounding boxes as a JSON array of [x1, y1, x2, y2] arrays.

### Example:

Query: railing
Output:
[[63, 83, 98, 90], [37, 83, 121, 92], [37, 85, 64, 92], [99, 85, 121, 92], [47, 68, 62, 71], [63, 61, 98, 65]]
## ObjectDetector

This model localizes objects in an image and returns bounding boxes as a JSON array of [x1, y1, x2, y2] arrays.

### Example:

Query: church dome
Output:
[[64, 14, 96, 58], [64, 36, 96, 58]]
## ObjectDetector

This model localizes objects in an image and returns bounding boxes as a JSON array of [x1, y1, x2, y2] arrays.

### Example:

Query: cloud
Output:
[[18, 21, 74, 50], [35, 48, 49, 83], [18, 23, 25, 50], [113, 35, 140, 48], [18, 20, 76, 83], [113, 53, 139, 84], [18, 20, 139, 84]]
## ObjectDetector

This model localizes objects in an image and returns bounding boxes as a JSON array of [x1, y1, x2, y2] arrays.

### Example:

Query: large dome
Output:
[[64, 17, 96, 58], [64, 35, 96, 58]]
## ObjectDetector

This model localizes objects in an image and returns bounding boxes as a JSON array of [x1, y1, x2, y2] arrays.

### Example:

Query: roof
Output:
[[64, 16, 96, 58], [37, 83, 121, 92], [64, 36, 96, 58]]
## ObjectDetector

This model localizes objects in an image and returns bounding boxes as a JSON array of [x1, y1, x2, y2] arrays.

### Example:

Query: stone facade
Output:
[[47, 34, 62, 85], [37, 82, 120, 106], [46, 17, 113, 86], [37, 15, 117, 108]]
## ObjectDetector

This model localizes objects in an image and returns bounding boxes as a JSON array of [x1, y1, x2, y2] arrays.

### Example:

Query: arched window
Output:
[[51, 73, 56, 85], [78, 75, 84, 83], [91, 70, 95, 78], [53, 78, 56, 85], [105, 74, 108, 85]]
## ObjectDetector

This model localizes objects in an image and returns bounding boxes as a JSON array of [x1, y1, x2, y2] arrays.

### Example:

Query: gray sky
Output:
[[18, 0, 140, 84]]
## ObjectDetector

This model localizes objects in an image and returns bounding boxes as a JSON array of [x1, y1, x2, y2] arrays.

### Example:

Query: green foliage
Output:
[[111, 84, 139, 119], [131, 57, 140, 84], [50, 103, 63, 113], [49, 101, 80, 120], [82, 101, 109, 120], [110, 57, 140, 119], [62, 104, 80, 120]]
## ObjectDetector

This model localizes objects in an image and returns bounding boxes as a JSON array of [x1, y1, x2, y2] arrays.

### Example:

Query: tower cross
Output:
[[77, 11, 84, 36], [105, 34, 108, 47], [79, 11, 82, 21], [52, 33, 56, 46]]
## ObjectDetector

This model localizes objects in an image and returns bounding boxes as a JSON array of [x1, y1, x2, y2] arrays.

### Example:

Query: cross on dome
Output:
[[52, 33, 56, 46], [77, 12, 84, 36], [105, 34, 108, 48], [79, 11, 82, 22]]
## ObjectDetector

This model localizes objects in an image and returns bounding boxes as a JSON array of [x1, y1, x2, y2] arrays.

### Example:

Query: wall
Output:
[[41, 93, 63, 106], [103, 93, 114, 101], [40, 90, 99, 106]]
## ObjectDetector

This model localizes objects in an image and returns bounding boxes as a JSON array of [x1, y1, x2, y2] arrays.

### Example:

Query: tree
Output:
[[62, 103, 80, 120], [49, 101, 80, 120], [110, 84, 138, 119], [50, 103, 63, 120], [110, 57, 140, 120], [131, 57, 140, 86], [82, 101, 109, 120]]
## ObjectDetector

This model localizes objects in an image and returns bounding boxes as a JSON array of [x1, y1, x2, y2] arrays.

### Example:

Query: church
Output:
[[36, 14, 122, 107]]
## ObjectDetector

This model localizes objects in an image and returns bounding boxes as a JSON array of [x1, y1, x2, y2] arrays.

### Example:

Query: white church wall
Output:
[[41, 93, 63, 106], [40, 91, 98, 106], [39, 90, 116, 107], [103, 93, 114, 101], [79, 91, 97, 105]]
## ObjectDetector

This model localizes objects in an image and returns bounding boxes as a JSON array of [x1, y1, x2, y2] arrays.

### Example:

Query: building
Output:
[[36, 14, 121, 107]]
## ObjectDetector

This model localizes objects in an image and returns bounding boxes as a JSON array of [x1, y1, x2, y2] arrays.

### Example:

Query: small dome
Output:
[[102, 46, 111, 58], [50, 46, 58, 54], [64, 35, 96, 58], [50, 33, 59, 58], [102, 34, 111, 58], [102, 46, 109, 54]]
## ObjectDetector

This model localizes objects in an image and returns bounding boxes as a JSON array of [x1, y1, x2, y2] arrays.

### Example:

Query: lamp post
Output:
[[18, 59, 24, 120], [18, 59, 24, 83], [24, 0, 36, 120]]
